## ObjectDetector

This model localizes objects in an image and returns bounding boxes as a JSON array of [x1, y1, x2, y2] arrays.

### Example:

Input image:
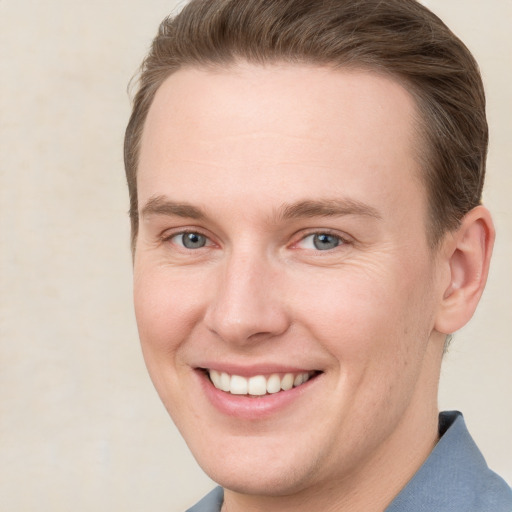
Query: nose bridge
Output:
[[204, 246, 289, 344]]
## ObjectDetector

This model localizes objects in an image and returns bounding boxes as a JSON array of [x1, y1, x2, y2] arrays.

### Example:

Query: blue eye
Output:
[[300, 233, 343, 250], [175, 232, 208, 249], [313, 233, 341, 250]]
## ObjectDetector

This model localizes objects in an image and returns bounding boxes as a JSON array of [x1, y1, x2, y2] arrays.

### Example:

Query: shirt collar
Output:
[[386, 410, 510, 511]]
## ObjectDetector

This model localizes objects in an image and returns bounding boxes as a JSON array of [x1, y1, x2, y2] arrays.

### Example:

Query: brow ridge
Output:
[[277, 199, 381, 221], [140, 195, 205, 220], [140, 196, 381, 224]]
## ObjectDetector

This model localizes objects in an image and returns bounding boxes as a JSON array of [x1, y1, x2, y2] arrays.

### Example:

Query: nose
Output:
[[203, 250, 290, 345]]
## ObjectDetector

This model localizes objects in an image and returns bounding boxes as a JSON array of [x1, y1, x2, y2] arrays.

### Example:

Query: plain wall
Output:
[[0, 1, 510, 510]]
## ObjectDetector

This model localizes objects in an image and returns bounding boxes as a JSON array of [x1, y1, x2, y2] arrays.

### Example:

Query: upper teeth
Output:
[[208, 370, 312, 396]]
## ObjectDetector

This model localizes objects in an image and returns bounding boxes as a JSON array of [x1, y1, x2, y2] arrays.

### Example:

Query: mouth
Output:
[[204, 369, 321, 397]]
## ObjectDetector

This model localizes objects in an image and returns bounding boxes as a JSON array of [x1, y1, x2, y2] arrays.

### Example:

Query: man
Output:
[[124, 0, 512, 510]]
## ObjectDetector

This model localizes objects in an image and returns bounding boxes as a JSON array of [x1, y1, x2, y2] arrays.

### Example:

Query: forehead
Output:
[[138, 63, 426, 229]]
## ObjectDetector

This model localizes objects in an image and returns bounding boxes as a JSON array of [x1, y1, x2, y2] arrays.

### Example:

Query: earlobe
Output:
[[434, 205, 495, 334]]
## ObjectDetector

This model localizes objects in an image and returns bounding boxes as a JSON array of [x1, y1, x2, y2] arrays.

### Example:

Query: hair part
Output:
[[124, 0, 487, 253]]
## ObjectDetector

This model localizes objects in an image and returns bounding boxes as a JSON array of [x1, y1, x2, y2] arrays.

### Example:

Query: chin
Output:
[[188, 433, 326, 497], [205, 462, 313, 497]]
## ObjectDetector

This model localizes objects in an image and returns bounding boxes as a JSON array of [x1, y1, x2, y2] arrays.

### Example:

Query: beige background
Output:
[[0, 1, 510, 510]]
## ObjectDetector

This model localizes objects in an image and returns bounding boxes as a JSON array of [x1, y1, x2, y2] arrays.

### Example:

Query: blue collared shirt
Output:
[[187, 411, 512, 511]]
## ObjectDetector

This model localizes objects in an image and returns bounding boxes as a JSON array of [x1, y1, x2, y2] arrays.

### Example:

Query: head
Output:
[[125, 0, 494, 508], [125, 0, 488, 253]]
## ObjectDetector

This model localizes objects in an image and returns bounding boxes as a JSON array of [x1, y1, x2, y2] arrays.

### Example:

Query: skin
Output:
[[133, 64, 494, 511]]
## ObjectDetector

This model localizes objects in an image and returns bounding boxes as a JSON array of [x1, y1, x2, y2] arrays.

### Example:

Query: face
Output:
[[134, 64, 446, 499]]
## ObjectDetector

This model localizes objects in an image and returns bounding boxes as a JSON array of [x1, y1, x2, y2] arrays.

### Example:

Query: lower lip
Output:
[[197, 370, 320, 420]]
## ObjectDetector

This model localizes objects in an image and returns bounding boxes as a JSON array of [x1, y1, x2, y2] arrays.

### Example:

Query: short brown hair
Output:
[[124, 0, 487, 251]]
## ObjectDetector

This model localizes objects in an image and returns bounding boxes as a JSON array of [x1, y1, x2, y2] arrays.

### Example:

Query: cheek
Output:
[[132, 267, 206, 418], [133, 266, 206, 357], [300, 268, 435, 443], [294, 260, 434, 373], [296, 271, 399, 340]]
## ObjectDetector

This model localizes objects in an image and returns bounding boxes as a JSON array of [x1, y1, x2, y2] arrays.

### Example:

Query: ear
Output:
[[434, 205, 495, 334]]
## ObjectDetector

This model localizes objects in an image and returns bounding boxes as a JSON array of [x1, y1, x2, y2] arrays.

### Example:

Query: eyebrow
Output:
[[141, 195, 206, 220], [140, 195, 381, 222], [276, 198, 381, 221]]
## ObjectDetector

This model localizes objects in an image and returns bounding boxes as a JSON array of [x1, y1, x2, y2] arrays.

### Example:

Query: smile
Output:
[[207, 369, 317, 396]]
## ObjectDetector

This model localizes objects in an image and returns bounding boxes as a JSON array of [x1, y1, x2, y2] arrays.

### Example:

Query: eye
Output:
[[172, 232, 209, 249], [298, 233, 344, 251]]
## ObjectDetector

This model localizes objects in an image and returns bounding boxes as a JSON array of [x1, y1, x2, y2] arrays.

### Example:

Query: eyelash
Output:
[[293, 230, 351, 252], [161, 229, 213, 249], [161, 228, 350, 253]]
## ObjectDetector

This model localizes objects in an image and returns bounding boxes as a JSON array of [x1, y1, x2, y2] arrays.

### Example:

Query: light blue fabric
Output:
[[186, 486, 223, 512], [385, 411, 512, 511], [186, 411, 512, 511]]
